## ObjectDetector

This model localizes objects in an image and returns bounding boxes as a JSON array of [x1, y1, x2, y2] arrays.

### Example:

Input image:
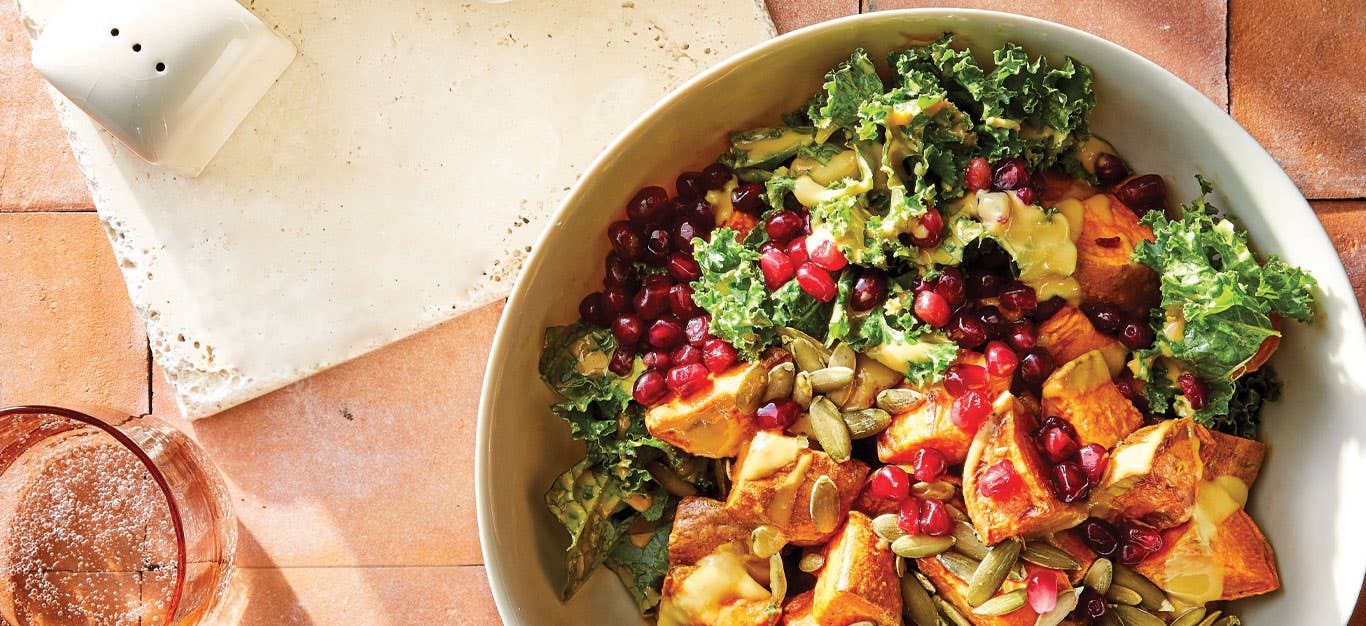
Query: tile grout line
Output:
[[233, 563, 488, 571], [146, 341, 154, 415], [1225, 0, 1232, 114]]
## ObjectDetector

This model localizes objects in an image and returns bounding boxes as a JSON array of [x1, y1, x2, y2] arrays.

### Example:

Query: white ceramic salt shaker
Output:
[[30, 0, 296, 177]]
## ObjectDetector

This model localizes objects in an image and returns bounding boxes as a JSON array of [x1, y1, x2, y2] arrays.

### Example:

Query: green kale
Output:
[[719, 126, 817, 170], [829, 279, 957, 385], [808, 49, 885, 138], [539, 322, 627, 410], [605, 523, 672, 614], [1220, 367, 1282, 439], [545, 459, 632, 600]]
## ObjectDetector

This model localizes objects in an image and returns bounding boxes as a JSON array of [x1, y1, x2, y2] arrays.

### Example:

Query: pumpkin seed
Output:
[[789, 337, 829, 372], [793, 371, 814, 407], [808, 397, 852, 462], [829, 342, 857, 371], [971, 589, 1026, 616], [810, 475, 840, 533], [1097, 613, 1124, 626], [751, 526, 786, 558], [896, 555, 907, 577], [892, 534, 957, 559], [933, 596, 972, 626], [1210, 616, 1240, 626], [911, 480, 957, 501], [1195, 610, 1223, 626], [900, 569, 938, 626], [1007, 561, 1026, 581], [1112, 564, 1173, 612], [1169, 607, 1208, 626], [937, 552, 981, 581], [843, 408, 893, 439], [1083, 557, 1113, 594], [714, 459, 730, 499], [1022, 541, 1080, 570], [798, 551, 825, 573], [966, 538, 1021, 607], [944, 502, 969, 522], [1105, 584, 1142, 606], [950, 521, 990, 560], [1110, 604, 1166, 626], [810, 366, 855, 392], [646, 462, 697, 498], [789, 413, 817, 439], [733, 364, 769, 414], [768, 553, 787, 603], [877, 387, 925, 413], [1035, 588, 1081, 626], [872, 514, 906, 542], [763, 362, 795, 402]]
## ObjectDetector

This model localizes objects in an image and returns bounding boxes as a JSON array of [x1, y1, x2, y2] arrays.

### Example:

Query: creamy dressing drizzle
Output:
[[657, 546, 770, 626]]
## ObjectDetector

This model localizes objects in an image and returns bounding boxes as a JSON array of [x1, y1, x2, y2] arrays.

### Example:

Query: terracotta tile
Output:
[[212, 565, 500, 625], [0, 213, 147, 413], [864, 0, 1228, 108], [1230, 0, 1366, 198], [0, 4, 91, 211], [765, 0, 858, 34], [1313, 200, 1366, 314], [153, 301, 505, 568]]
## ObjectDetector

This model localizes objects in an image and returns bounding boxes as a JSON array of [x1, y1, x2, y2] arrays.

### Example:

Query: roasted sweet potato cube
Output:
[[915, 553, 1071, 626], [659, 548, 777, 626], [1134, 507, 1279, 603], [962, 394, 1087, 544], [669, 497, 754, 567], [726, 432, 869, 546], [812, 512, 901, 626], [878, 352, 1009, 465], [646, 365, 765, 458], [1047, 529, 1099, 586], [1041, 350, 1144, 449], [779, 591, 817, 626], [1037, 305, 1127, 378], [1090, 419, 1202, 529], [1073, 193, 1160, 316], [1197, 426, 1266, 487]]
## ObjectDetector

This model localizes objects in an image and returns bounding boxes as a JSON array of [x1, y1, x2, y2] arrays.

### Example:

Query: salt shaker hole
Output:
[[155, 62, 166, 72], [132, 43, 142, 52], [110, 27, 119, 36]]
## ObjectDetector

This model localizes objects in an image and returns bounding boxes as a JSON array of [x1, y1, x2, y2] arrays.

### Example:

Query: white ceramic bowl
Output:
[[477, 9, 1366, 624]]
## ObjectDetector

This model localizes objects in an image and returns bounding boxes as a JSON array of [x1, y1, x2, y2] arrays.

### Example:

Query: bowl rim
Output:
[[475, 8, 1365, 623]]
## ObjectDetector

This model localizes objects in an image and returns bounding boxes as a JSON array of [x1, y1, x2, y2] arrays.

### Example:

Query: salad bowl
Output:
[[476, 9, 1366, 625]]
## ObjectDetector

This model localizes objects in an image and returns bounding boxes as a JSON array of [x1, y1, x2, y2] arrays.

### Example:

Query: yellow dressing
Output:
[[705, 177, 739, 225], [973, 191, 1081, 303], [790, 149, 859, 186], [765, 455, 813, 528], [738, 433, 808, 481], [658, 547, 771, 626]]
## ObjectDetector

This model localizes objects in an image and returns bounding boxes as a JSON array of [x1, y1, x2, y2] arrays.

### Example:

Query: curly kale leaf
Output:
[[828, 278, 958, 386], [808, 49, 885, 137], [605, 523, 672, 614]]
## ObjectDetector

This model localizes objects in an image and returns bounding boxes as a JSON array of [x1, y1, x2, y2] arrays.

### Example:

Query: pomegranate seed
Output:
[[808, 239, 848, 271], [869, 465, 911, 501], [1083, 303, 1125, 335], [911, 448, 948, 482], [579, 292, 607, 326], [1080, 518, 1120, 557], [642, 350, 671, 371], [647, 318, 686, 349], [795, 263, 838, 302], [1015, 186, 1035, 205], [701, 339, 738, 373], [897, 498, 922, 535], [1079, 588, 1108, 619], [992, 158, 1029, 190], [1094, 154, 1130, 186], [759, 241, 782, 256], [1178, 373, 1209, 410], [933, 267, 966, 307], [731, 182, 767, 214], [785, 237, 809, 265], [950, 390, 991, 431], [976, 305, 1008, 339], [1007, 320, 1037, 351], [701, 162, 732, 189], [666, 363, 712, 398], [1119, 321, 1155, 350], [633, 276, 671, 319], [946, 312, 988, 348], [918, 499, 954, 536], [611, 314, 643, 346], [1026, 572, 1059, 614], [676, 171, 705, 201], [672, 217, 714, 254], [985, 341, 1018, 377], [608, 221, 644, 260], [1118, 541, 1154, 566], [1123, 521, 1164, 552], [979, 460, 1021, 497], [913, 274, 936, 294], [1039, 424, 1080, 463], [684, 316, 713, 347], [668, 283, 702, 317], [670, 343, 702, 366], [765, 210, 805, 243], [1078, 444, 1108, 482], [633, 370, 671, 405], [627, 186, 670, 226], [914, 290, 952, 328], [666, 252, 702, 282], [603, 287, 632, 316], [604, 252, 636, 288], [1050, 461, 1091, 503], [850, 269, 889, 312], [1040, 415, 1078, 438], [909, 208, 944, 248], [968, 272, 1004, 299], [756, 399, 801, 429], [642, 228, 673, 265], [944, 364, 989, 397], [1018, 350, 1056, 387], [759, 248, 796, 290], [1095, 236, 1122, 248], [964, 157, 992, 192], [1114, 372, 1147, 409], [999, 281, 1037, 315], [1034, 296, 1067, 322], [1114, 174, 1167, 214], [609, 346, 635, 375]]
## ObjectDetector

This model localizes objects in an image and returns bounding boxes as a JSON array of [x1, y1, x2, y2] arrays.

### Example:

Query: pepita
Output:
[[944, 502, 969, 522], [789, 413, 817, 439], [877, 387, 925, 413], [1195, 610, 1223, 626], [1034, 588, 1081, 626], [1083, 558, 1113, 594], [896, 555, 907, 577], [937, 552, 981, 581], [793, 371, 814, 408], [1169, 607, 1208, 626], [967, 538, 1021, 607], [892, 534, 957, 559], [733, 364, 769, 414], [1096, 613, 1124, 626], [830, 342, 857, 371], [950, 522, 990, 560], [1105, 584, 1142, 606], [763, 362, 796, 402], [789, 337, 829, 372], [1007, 561, 1026, 582], [1109, 604, 1166, 626], [900, 570, 938, 626], [798, 551, 825, 573], [768, 553, 787, 603], [933, 596, 973, 626], [843, 408, 893, 439], [972, 589, 1027, 616], [1112, 564, 1173, 612], [810, 475, 840, 533], [714, 459, 731, 499], [810, 366, 855, 392], [911, 481, 957, 501], [1210, 616, 1240, 626], [751, 526, 786, 559], [646, 462, 697, 498], [808, 397, 852, 462], [1021, 541, 1080, 570], [872, 514, 906, 543]]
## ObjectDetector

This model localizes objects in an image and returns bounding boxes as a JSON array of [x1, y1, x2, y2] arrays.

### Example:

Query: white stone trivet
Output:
[[18, 0, 775, 418]]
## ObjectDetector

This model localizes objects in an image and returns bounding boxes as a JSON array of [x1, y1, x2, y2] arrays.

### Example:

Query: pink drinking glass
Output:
[[0, 405, 235, 625]]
